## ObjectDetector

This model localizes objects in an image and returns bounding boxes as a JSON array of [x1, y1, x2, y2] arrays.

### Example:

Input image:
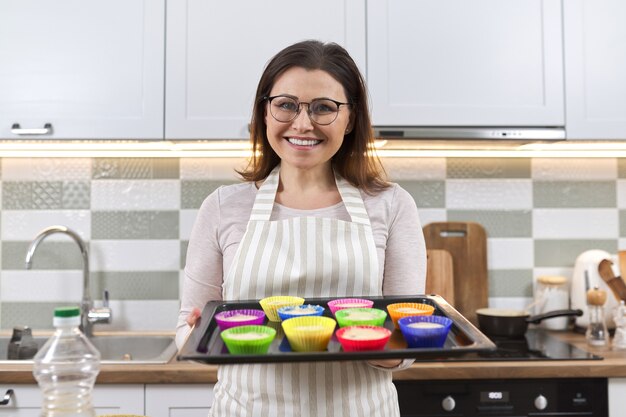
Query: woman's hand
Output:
[[367, 359, 402, 369], [186, 307, 202, 326]]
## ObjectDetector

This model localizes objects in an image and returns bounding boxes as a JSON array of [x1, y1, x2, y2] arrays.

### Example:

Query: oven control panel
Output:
[[395, 378, 607, 416]]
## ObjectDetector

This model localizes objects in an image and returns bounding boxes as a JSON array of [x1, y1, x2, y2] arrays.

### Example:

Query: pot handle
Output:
[[526, 309, 583, 325]]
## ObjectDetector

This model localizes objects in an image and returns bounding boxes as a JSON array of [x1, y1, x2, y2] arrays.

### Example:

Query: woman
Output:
[[177, 40, 426, 417]]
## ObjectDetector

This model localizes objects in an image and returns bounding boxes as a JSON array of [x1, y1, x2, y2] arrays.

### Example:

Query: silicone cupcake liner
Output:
[[277, 304, 325, 321], [387, 302, 435, 329], [281, 316, 336, 352], [327, 298, 374, 316], [259, 296, 305, 322], [334, 308, 387, 328], [220, 325, 277, 354], [335, 325, 392, 351], [398, 315, 453, 348], [214, 309, 266, 331]]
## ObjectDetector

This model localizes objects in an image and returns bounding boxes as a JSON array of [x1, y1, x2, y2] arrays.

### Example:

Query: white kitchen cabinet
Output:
[[367, 0, 565, 127], [145, 384, 214, 417], [165, 0, 366, 139], [564, 0, 626, 139], [609, 378, 626, 417], [0, 0, 165, 139], [0, 384, 144, 416]]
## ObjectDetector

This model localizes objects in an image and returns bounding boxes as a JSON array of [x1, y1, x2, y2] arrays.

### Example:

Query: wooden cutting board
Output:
[[423, 222, 488, 324], [425, 249, 455, 305]]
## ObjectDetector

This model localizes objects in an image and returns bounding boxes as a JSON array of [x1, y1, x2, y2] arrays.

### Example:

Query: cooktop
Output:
[[416, 328, 602, 362]]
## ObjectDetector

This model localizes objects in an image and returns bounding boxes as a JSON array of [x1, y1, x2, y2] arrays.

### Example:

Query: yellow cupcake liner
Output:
[[387, 302, 435, 329], [281, 316, 336, 352], [259, 296, 305, 322]]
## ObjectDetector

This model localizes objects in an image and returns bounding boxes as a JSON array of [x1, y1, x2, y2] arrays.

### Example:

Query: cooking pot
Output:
[[476, 308, 583, 338]]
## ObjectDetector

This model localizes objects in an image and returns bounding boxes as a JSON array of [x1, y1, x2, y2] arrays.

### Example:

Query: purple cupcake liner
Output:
[[215, 309, 266, 331]]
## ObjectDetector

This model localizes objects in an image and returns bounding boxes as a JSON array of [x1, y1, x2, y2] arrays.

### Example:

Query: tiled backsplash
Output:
[[0, 156, 622, 330]]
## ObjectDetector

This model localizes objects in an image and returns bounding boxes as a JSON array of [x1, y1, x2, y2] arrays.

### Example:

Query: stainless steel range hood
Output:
[[373, 127, 565, 140]]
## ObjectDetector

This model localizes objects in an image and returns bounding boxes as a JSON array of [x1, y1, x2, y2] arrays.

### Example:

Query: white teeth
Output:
[[287, 138, 321, 146]]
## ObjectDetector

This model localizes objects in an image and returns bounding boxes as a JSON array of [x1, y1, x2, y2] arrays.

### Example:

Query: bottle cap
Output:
[[54, 306, 80, 318], [587, 287, 607, 306], [53, 306, 81, 327]]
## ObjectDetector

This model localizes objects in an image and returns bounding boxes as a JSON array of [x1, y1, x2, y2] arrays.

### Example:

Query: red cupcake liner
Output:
[[335, 325, 392, 351]]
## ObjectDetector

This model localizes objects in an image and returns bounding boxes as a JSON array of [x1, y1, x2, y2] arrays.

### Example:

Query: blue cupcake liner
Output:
[[277, 304, 325, 321], [398, 315, 453, 348]]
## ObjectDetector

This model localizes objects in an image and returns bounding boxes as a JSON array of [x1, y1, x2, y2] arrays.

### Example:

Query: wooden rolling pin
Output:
[[597, 259, 626, 301]]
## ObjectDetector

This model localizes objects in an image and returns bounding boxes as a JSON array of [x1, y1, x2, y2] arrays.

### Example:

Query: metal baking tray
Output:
[[177, 295, 496, 364]]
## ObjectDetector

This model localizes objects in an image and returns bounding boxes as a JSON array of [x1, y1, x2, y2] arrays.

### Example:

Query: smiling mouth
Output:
[[287, 137, 322, 147]]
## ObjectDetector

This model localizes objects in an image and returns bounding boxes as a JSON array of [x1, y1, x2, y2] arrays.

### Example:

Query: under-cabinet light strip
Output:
[[2, 141, 626, 157], [375, 149, 626, 158]]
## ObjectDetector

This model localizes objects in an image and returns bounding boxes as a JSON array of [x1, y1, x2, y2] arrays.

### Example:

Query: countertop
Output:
[[2, 331, 626, 384]]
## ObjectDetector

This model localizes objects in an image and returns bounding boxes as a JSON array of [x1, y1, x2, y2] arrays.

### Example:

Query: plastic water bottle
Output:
[[33, 306, 101, 417]]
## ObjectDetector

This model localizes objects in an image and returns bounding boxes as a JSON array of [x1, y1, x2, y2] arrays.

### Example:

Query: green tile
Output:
[[620, 210, 626, 237], [120, 158, 153, 178], [1, 302, 60, 329], [181, 180, 236, 209], [32, 182, 63, 209], [90, 271, 179, 300], [3, 241, 85, 270], [3, 182, 33, 209], [617, 159, 626, 178], [534, 181, 616, 208], [148, 212, 179, 239], [2, 181, 89, 210], [92, 158, 121, 179], [61, 181, 91, 209], [151, 158, 180, 179], [92, 158, 180, 179], [447, 158, 531, 179], [396, 180, 444, 208], [447, 210, 531, 237], [181, 240, 189, 269], [488, 269, 533, 297], [92, 211, 179, 239], [534, 239, 617, 267]]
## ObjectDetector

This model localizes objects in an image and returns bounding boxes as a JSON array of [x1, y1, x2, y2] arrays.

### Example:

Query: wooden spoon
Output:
[[598, 259, 626, 301], [619, 251, 626, 283]]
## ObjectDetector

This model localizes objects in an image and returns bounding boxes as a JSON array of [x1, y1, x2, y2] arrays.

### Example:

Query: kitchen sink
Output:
[[0, 334, 177, 364]]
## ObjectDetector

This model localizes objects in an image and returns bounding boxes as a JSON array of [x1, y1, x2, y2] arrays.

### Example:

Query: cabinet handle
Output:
[[11, 123, 53, 135], [0, 389, 14, 406]]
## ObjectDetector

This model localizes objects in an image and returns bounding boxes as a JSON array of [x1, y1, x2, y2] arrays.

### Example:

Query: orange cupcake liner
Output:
[[386, 302, 435, 329]]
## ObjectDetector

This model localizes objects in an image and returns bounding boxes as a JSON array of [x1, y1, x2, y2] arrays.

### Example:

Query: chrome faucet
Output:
[[25, 225, 112, 337]]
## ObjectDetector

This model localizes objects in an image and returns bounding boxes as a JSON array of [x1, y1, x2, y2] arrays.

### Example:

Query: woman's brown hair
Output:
[[238, 40, 388, 192]]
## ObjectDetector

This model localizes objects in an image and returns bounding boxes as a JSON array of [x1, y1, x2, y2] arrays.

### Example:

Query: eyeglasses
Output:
[[264, 95, 351, 126]]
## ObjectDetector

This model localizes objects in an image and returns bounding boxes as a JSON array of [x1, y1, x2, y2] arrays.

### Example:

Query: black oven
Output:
[[395, 378, 608, 416], [394, 329, 607, 416]]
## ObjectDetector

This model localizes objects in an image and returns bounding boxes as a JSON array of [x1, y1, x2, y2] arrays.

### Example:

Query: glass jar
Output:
[[535, 275, 569, 330]]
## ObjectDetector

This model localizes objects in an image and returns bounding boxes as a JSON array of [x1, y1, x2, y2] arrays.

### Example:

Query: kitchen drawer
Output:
[[145, 384, 214, 417], [0, 384, 144, 416]]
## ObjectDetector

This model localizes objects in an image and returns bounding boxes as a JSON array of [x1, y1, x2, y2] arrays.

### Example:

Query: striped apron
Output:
[[209, 166, 400, 417]]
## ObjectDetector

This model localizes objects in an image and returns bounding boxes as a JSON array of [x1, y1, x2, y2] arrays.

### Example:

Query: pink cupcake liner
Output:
[[327, 298, 374, 316]]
